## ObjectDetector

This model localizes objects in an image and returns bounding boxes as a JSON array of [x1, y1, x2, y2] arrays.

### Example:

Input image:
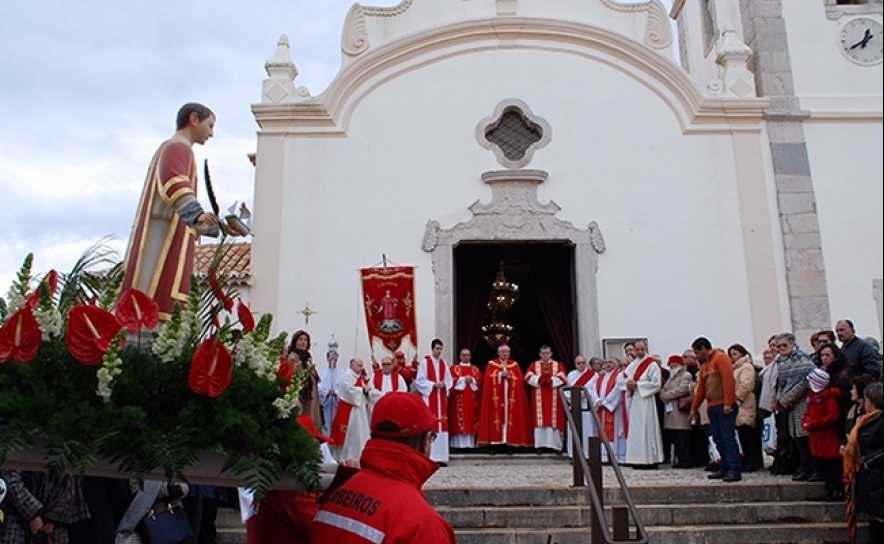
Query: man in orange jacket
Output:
[[690, 336, 741, 482]]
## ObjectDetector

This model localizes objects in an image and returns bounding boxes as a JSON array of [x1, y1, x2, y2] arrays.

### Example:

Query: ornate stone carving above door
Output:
[[423, 169, 605, 358]]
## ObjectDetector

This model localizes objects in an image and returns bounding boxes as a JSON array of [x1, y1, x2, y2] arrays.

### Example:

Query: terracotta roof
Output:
[[194, 241, 252, 286]]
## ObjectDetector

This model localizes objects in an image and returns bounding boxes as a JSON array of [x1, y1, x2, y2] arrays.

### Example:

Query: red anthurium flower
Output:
[[189, 337, 233, 398], [0, 308, 42, 363], [236, 300, 255, 333], [276, 355, 294, 389], [115, 288, 160, 333], [25, 269, 59, 309], [66, 305, 124, 365]]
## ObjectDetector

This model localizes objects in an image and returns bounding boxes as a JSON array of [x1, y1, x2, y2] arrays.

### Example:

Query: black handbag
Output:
[[140, 502, 193, 544]]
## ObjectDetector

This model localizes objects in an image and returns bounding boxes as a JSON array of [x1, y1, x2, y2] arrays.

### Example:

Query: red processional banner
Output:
[[360, 265, 417, 358]]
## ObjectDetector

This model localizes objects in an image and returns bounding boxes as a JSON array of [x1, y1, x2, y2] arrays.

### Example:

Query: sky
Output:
[[0, 0, 372, 290], [0, 0, 664, 293]]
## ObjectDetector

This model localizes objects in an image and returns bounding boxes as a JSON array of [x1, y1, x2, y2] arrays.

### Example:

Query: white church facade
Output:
[[245, 0, 883, 365]]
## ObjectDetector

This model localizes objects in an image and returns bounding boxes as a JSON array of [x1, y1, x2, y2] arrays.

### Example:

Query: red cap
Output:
[[667, 354, 684, 365], [297, 415, 334, 444], [394, 350, 405, 358], [370, 392, 438, 438]]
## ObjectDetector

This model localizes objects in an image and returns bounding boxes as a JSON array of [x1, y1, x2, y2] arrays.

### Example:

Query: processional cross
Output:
[[300, 302, 318, 325]]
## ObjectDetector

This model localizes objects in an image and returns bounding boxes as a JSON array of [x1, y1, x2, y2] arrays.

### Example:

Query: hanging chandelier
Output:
[[486, 261, 520, 314], [482, 317, 515, 348], [482, 261, 520, 347]]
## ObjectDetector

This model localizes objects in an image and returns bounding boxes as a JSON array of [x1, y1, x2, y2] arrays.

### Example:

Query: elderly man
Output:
[[624, 340, 664, 469], [565, 355, 598, 458], [449, 348, 482, 449], [372, 355, 408, 399], [771, 332, 816, 481], [835, 319, 881, 379], [329, 358, 375, 462], [594, 356, 627, 463], [479, 343, 532, 448]]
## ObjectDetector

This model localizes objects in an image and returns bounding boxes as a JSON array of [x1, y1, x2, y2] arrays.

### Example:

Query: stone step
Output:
[[216, 521, 865, 544], [648, 522, 864, 544], [445, 522, 864, 544], [608, 481, 828, 505], [217, 527, 247, 544], [453, 527, 598, 544], [216, 507, 243, 528], [635, 500, 846, 526], [449, 452, 572, 466], [435, 499, 848, 529], [436, 505, 590, 529], [425, 481, 827, 508]]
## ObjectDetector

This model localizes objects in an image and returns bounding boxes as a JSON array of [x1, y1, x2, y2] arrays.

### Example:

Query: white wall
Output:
[[804, 121, 884, 335], [252, 46, 760, 363]]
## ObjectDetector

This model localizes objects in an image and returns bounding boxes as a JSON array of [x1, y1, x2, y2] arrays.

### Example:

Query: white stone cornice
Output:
[[599, 0, 653, 13], [253, 18, 768, 135], [359, 0, 415, 17]]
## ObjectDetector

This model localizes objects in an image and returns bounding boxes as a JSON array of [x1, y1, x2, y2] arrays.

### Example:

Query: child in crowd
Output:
[[802, 368, 844, 502]]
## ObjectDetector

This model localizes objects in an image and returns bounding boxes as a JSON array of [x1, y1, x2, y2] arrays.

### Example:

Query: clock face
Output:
[[840, 17, 884, 66]]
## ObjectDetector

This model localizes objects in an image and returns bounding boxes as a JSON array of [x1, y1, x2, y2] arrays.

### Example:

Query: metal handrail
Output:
[[559, 386, 649, 544]]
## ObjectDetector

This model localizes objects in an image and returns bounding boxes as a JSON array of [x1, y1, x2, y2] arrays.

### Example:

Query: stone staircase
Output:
[[427, 482, 864, 544], [213, 470, 868, 544]]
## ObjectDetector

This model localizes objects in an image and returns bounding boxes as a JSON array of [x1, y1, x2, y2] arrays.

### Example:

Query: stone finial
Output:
[[714, 25, 756, 98], [265, 34, 298, 79], [262, 34, 311, 104]]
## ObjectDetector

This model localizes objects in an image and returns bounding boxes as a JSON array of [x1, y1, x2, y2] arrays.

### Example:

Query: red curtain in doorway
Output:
[[454, 250, 500, 356], [528, 246, 576, 369]]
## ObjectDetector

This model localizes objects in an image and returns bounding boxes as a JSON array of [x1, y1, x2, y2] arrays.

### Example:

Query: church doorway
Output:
[[453, 242, 577, 373]]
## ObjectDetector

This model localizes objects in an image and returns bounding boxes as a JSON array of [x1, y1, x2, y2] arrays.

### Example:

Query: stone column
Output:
[[740, 0, 831, 345]]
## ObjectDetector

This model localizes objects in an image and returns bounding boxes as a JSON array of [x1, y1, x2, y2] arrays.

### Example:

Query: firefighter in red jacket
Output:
[[309, 392, 456, 543]]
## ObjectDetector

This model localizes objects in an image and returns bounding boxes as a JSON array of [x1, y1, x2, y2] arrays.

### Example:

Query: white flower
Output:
[[33, 307, 63, 341], [95, 356, 123, 401], [5, 290, 25, 315]]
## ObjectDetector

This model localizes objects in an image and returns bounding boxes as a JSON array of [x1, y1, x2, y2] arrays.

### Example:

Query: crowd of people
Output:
[[2, 319, 881, 544], [308, 319, 881, 543]]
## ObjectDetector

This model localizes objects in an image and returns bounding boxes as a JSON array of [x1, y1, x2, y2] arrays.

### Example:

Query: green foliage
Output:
[[0, 241, 321, 499]]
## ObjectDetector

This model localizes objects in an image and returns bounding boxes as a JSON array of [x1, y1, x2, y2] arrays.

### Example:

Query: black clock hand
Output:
[[859, 28, 874, 49], [849, 28, 873, 51]]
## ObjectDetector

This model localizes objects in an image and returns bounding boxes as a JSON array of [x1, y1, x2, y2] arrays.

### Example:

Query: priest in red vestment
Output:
[[121, 103, 221, 320], [449, 348, 483, 449], [478, 344, 532, 448], [414, 338, 452, 463], [525, 345, 569, 451]]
